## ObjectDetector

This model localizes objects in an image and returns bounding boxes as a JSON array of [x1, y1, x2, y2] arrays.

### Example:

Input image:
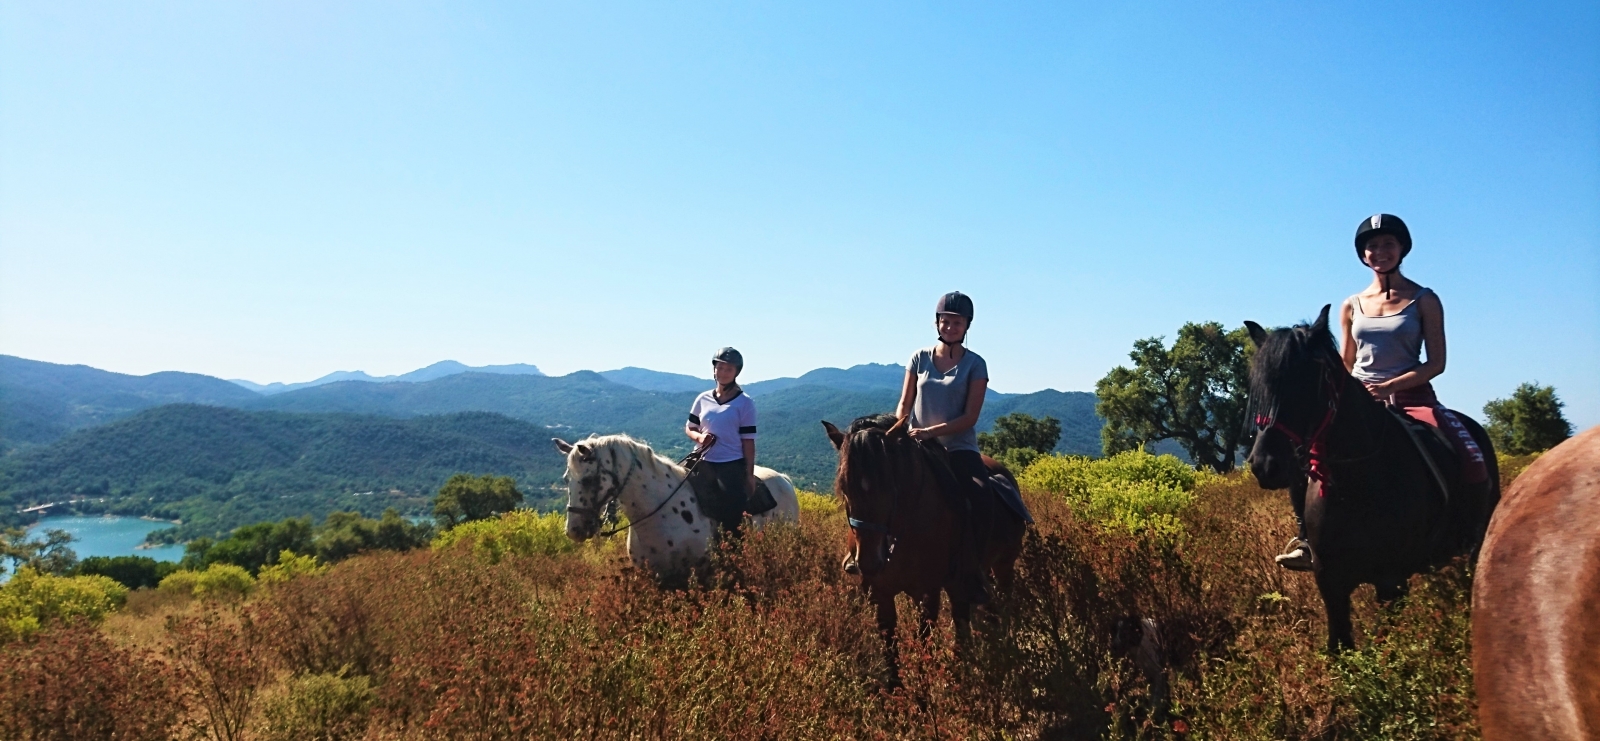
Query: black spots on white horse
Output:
[[681, 510, 694, 524]]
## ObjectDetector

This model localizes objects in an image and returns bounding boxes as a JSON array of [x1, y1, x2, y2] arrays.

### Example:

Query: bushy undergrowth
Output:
[[0, 566, 128, 642], [1020, 451, 1199, 537], [430, 508, 575, 563], [0, 623, 182, 740], [2, 457, 1493, 739], [160, 562, 257, 601]]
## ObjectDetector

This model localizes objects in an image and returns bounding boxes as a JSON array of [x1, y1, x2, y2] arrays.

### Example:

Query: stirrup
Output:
[[1274, 538, 1314, 572]]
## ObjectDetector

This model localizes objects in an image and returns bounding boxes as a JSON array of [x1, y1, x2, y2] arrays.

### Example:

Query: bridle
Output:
[[566, 449, 704, 538], [842, 435, 903, 554], [1253, 358, 1347, 495]]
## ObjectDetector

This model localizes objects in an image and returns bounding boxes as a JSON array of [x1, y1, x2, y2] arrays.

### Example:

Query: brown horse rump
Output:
[[1474, 425, 1600, 741]]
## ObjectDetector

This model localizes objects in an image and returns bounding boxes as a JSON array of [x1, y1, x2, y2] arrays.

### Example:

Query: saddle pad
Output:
[[987, 474, 1034, 525]]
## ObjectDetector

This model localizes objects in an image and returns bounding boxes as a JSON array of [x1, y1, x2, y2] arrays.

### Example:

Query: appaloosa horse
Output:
[[555, 434, 800, 586], [1474, 425, 1600, 741], [822, 414, 1027, 660], [1244, 306, 1499, 652]]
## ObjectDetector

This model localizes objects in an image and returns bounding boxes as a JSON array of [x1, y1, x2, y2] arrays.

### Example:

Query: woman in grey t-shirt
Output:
[[894, 290, 993, 600]]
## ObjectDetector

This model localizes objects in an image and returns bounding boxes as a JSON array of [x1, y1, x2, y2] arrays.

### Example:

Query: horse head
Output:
[[1243, 304, 1344, 490], [823, 414, 910, 578], [553, 435, 629, 541]]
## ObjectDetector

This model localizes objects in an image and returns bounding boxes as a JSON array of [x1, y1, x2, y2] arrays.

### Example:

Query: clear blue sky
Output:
[[2, 1, 1596, 426]]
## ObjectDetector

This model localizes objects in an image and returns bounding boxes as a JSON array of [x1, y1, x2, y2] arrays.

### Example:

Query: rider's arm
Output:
[[685, 399, 708, 445], [1381, 291, 1447, 393], [895, 366, 917, 421], [915, 377, 989, 439], [743, 439, 757, 490], [1340, 299, 1358, 372]]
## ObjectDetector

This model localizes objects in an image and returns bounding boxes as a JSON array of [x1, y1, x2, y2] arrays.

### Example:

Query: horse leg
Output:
[[950, 595, 973, 646], [877, 596, 902, 688], [1317, 575, 1356, 653], [1375, 579, 1410, 605]]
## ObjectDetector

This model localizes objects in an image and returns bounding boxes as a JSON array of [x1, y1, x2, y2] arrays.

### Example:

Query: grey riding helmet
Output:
[[935, 291, 974, 321], [712, 347, 743, 373], [1354, 214, 1412, 264]]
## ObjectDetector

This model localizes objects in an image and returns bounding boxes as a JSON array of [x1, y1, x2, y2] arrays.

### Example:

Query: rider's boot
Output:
[[1274, 516, 1314, 571]]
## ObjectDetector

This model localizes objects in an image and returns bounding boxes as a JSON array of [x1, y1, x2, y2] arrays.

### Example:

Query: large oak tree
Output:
[[1095, 322, 1253, 473]]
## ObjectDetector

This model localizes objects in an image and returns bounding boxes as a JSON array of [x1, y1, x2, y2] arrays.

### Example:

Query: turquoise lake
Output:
[[26, 515, 186, 562]]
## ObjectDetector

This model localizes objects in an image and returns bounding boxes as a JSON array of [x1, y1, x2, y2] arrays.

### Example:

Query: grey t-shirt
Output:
[[908, 346, 989, 453]]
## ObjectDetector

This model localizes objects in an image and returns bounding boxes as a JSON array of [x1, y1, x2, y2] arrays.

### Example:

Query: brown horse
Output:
[[1474, 425, 1600, 741], [822, 414, 1027, 663]]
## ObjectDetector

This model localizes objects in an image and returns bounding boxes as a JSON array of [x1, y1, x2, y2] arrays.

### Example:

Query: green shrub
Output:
[[72, 555, 181, 590], [258, 551, 328, 586], [795, 490, 840, 518], [256, 668, 374, 741], [430, 509, 574, 564], [0, 567, 128, 642], [159, 563, 256, 601], [1018, 451, 1197, 536]]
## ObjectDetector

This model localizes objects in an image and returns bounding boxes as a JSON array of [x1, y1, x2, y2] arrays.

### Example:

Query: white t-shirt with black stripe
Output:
[[687, 389, 758, 463]]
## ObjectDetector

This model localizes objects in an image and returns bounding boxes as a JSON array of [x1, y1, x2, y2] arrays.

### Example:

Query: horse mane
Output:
[[848, 413, 898, 434], [574, 433, 683, 477], [840, 413, 963, 509], [1248, 318, 1345, 425]]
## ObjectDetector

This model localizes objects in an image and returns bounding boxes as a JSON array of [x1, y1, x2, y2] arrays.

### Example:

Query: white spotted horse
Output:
[[555, 434, 800, 585]]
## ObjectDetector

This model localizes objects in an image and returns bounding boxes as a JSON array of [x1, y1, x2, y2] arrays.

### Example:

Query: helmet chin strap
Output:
[[1366, 259, 1404, 299]]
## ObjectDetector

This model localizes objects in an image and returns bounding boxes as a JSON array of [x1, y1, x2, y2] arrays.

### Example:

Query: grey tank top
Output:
[[908, 346, 989, 453], [1348, 287, 1432, 384]]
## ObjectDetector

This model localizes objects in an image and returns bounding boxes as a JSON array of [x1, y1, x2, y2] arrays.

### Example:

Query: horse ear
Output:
[[1312, 304, 1332, 336], [821, 421, 846, 450], [552, 438, 574, 455], [575, 443, 594, 461], [886, 416, 910, 438], [1244, 321, 1268, 348]]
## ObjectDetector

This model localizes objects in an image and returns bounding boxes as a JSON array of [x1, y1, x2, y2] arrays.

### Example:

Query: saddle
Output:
[[1389, 405, 1487, 504], [684, 465, 778, 518]]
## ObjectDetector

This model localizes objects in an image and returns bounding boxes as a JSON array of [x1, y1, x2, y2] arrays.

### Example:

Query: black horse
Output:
[[1244, 305, 1500, 652]]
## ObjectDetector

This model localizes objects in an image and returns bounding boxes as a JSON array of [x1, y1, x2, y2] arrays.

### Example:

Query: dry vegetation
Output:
[[1, 459, 1500, 740]]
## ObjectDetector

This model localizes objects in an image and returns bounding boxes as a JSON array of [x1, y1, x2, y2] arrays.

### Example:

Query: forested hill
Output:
[[2, 358, 1107, 536], [0, 355, 260, 452], [0, 405, 567, 540]]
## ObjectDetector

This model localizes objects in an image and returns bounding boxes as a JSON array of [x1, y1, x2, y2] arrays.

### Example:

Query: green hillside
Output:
[[0, 405, 568, 540], [0, 355, 261, 453], [0, 361, 1110, 535]]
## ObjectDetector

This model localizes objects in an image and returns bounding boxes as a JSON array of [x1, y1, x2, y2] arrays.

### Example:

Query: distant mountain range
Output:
[[230, 360, 545, 395], [0, 354, 1111, 537]]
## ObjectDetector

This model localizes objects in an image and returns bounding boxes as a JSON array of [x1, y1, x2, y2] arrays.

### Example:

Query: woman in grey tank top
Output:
[[1337, 214, 1446, 405], [1279, 214, 1469, 571]]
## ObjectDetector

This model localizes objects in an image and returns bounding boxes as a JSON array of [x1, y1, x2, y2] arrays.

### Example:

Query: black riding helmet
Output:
[[711, 347, 743, 374], [1354, 214, 1413, 299], [1353, 213, 1412, 264], [935, 291, 974, 321]]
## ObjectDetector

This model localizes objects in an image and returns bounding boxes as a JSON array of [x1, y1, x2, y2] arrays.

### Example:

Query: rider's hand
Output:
[[908, 427, 932, 442]]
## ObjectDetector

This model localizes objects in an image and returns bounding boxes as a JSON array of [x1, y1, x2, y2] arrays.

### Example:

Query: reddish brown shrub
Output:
[[167, 609, 277, 741], [0, 622, 182, 741]]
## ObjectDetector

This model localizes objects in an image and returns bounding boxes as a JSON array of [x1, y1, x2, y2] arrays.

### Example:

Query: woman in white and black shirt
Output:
[[685, 347, 758, 536]]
